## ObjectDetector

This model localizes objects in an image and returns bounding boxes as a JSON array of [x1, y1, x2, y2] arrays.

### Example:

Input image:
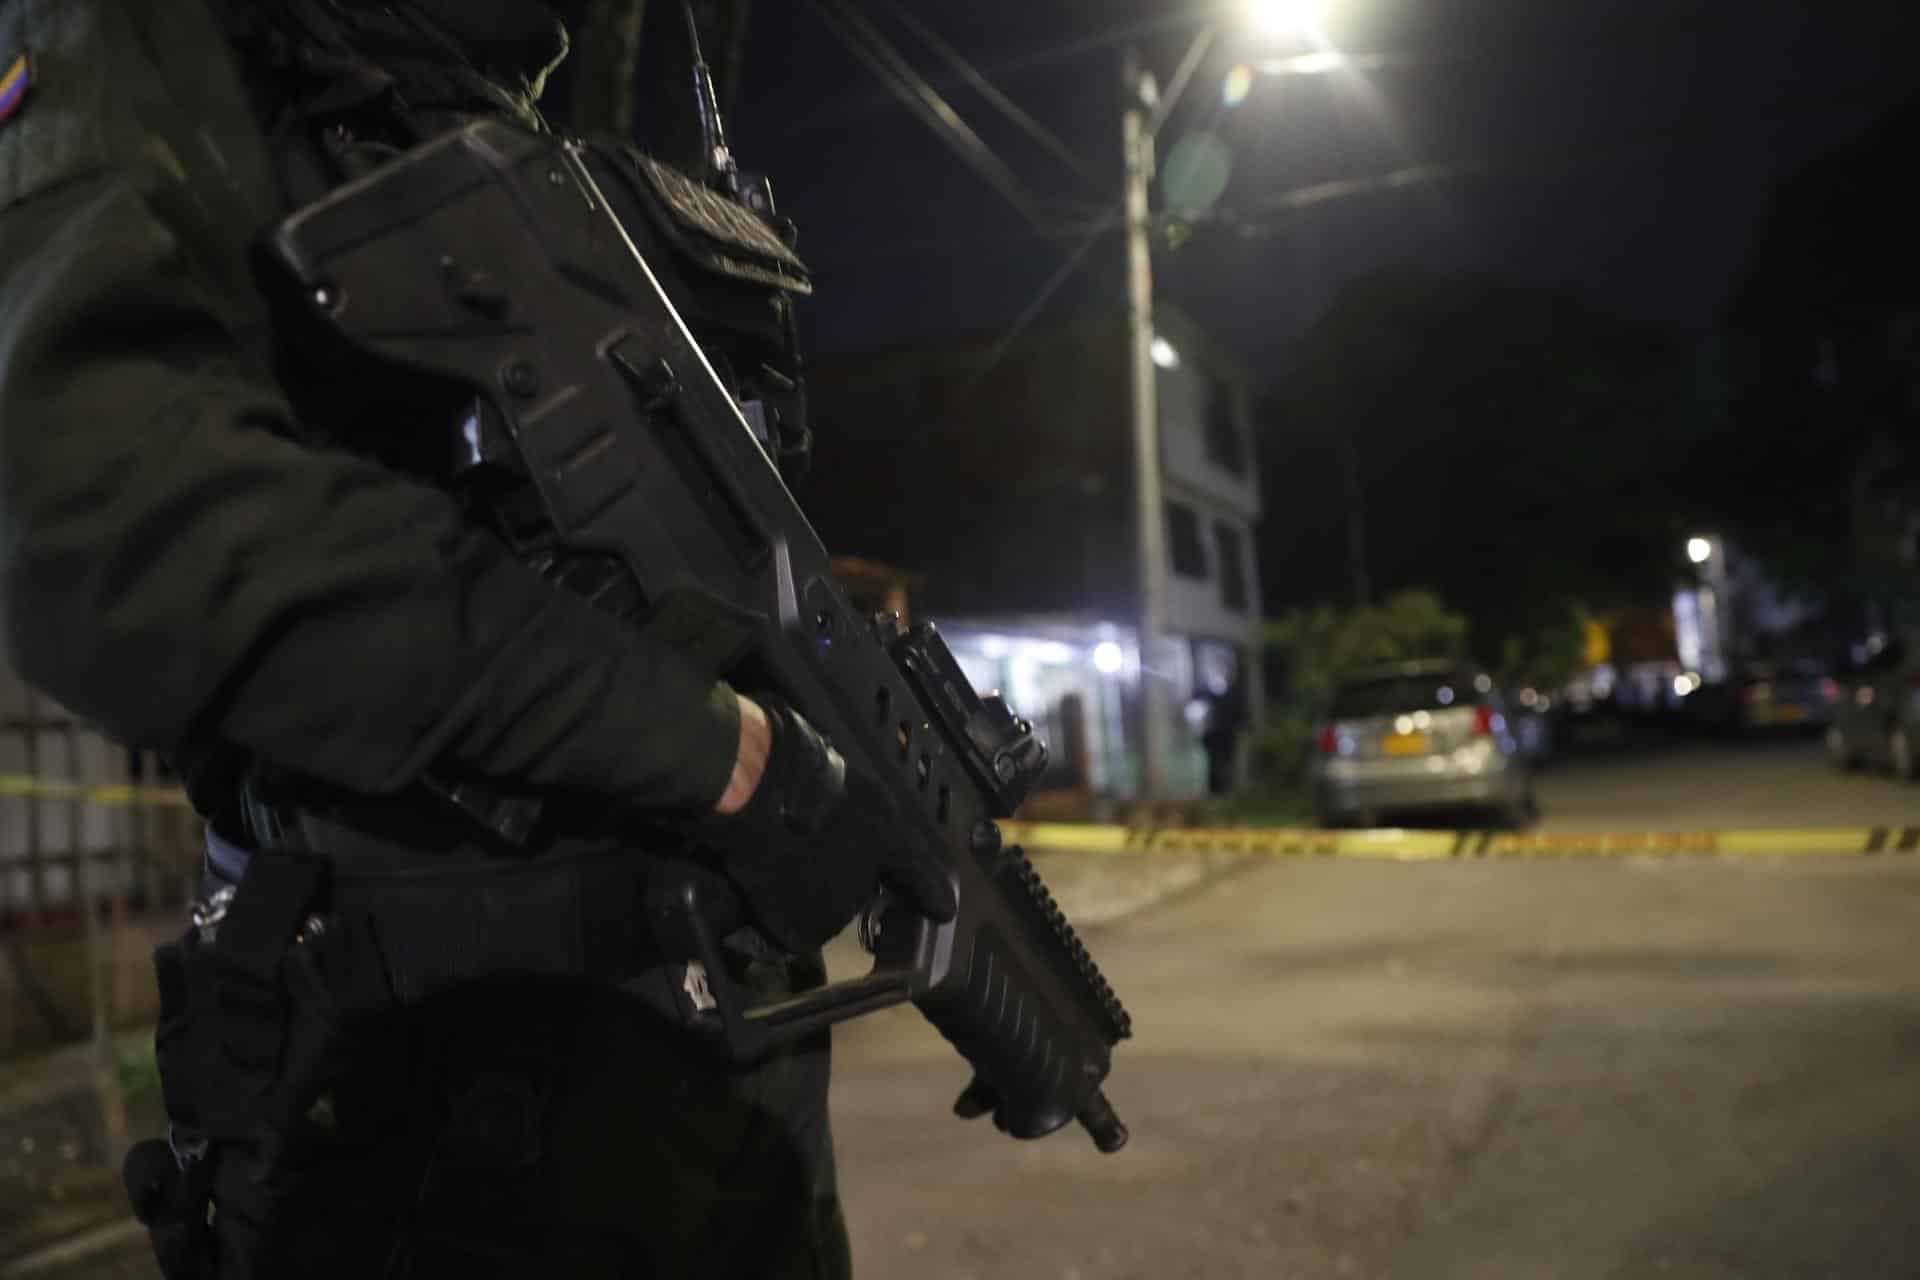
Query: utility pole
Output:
[[1123, 50, 1172, 803]]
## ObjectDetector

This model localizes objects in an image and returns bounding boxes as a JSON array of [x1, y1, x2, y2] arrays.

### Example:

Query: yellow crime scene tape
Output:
[[0, 774, 194, 808], [1000, 821, 1920, 861], [5, 773, 1913, 860]]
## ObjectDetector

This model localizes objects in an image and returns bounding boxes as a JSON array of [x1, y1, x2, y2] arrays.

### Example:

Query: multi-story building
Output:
[[800, 306, 1264, 803]]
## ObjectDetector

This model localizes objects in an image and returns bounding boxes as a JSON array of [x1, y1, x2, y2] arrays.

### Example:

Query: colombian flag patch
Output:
[[0, 53, 32, 127]]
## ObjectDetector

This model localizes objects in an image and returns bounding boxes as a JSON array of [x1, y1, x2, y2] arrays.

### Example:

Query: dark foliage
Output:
[[1256, 267, 1698, 666]]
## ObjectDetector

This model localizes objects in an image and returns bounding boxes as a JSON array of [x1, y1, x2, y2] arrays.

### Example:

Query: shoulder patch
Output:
[[0, 53, 30, 127], [0, 0, 112, 211]]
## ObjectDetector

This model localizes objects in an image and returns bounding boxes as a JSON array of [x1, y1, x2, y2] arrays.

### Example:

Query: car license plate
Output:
[[1381, 732, 1429, 757]]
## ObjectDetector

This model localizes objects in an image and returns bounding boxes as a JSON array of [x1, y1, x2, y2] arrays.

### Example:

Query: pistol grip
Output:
[[647, 868, 925, 1061]]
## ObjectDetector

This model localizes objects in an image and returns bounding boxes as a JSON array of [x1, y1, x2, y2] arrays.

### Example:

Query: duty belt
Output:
[[196, 824, 695, 1010]]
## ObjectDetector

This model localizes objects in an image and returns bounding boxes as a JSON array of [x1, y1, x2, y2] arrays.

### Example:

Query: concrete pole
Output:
[[1123, 53, 1172, 803]]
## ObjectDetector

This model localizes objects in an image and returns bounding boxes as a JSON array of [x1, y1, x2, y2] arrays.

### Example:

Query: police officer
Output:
[[0, 1, 943, 1275]]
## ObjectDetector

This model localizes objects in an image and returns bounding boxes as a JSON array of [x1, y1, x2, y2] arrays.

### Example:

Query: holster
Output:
[[123, 821, 708, 1279], [124, 847, 344, 1280]]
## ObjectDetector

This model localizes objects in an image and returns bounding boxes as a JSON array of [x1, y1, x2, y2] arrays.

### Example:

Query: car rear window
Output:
[[1330, 674, 1477, 719]]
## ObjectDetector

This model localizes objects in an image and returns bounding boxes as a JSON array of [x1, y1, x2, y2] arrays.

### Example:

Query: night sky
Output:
[[724, 0, 1920, 366]]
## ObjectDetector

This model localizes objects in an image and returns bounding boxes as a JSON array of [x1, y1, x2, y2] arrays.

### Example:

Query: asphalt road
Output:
[[15, 742, 1920, 1279], [830, 852, 1920, 1280], [1535, 736, 1920, 832]]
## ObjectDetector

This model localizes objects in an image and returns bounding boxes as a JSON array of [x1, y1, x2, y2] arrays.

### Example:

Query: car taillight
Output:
[[1316, 724, 1338, 755], [1471, 705, 1495, 736]]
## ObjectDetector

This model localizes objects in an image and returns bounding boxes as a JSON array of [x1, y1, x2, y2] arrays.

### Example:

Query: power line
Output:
[[814, 74, 1903, 254], [765, 2, 1907, 144], [867, 0, 1113, 197], [1206, 79, 1907, 237], [805, 0, 1060, 230], [938, 204, 1123, 426], [764, 11, 1198, 141]]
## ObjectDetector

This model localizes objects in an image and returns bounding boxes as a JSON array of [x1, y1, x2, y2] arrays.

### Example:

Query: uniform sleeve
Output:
[[0, 164, 741, 813]]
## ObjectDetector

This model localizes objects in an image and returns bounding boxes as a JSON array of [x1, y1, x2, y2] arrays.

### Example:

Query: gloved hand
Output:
[[701, 698, 956, 954]]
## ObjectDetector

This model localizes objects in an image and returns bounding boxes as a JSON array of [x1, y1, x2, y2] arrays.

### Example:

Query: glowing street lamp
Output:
[[1248, 0, 1326, 37], [1686, 536, 1713, 565]]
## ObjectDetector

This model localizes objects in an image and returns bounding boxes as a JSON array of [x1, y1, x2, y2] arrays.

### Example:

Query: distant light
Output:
[[1436, 685, 1455, 706], [1672, 674, 1694, 698], [977, 635, 1009, 659], [1686, 536, 1713, 565], [1248, 0, 1325, 36], [1394, 715, 1415, 735], [1030, 641, 1075, 665], [1412, 710, 1432, 730], [1474, 674, 1493, 694], [1150, 335, 1181, 369], [1222, 64, 1254, 107], [1092, 641, 1125, 674]]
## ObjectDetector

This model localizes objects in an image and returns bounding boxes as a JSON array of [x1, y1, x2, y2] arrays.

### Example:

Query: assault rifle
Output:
[[261, 121, 1131, 1151]]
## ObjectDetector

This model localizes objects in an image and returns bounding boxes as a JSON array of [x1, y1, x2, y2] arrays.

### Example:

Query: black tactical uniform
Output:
[[0, 1, 870, 1275]]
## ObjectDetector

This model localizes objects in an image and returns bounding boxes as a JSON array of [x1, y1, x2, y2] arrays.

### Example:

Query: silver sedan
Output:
[[1310, 662, 1536, 828]]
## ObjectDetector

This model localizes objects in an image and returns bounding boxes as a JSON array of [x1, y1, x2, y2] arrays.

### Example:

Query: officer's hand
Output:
[[702, 697, 956, 954], [714, 694, 773, 817]]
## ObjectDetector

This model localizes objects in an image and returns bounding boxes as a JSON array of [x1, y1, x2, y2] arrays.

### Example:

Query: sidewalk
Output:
[[0, 1032, 155, 1271]]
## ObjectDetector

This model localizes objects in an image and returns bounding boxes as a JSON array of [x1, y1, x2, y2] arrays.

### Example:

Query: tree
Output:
[[1262, 590, 1470, 709], [1252, 590, 1470, 785], [1711, 94, 1920, 633], [1500, 598, 1592, 693], [1257, 268, 1700, 668]]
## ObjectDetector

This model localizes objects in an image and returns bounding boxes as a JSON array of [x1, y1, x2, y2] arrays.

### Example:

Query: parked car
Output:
[[1826, 639, 1920, 780], [1684, 659, 1839, 736], [1310, 661, 1536, 828], [1734, 659, 1839, 731]]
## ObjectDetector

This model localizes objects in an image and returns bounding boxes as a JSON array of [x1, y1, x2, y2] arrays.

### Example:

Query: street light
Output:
[[1249, 0, 1326, 36], [1686, 536, 1713, 565], [1124, 3, 1326, 801]]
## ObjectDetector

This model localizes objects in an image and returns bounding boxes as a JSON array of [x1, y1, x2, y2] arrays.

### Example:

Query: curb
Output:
[[0, 1219, 144, 1277]]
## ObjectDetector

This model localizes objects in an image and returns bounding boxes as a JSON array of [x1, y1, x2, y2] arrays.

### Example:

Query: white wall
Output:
[[1154, 350, 1259, 521], [1152, 333, 1263, 663]]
